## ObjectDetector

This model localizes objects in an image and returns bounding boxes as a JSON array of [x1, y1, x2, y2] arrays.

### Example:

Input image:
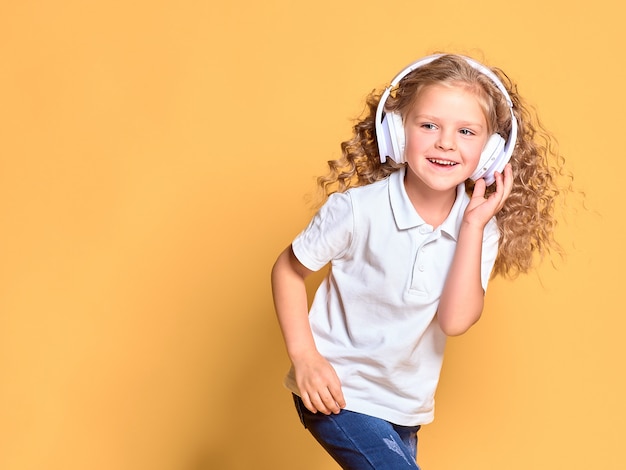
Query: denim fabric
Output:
[[293, 394, 421, 469]]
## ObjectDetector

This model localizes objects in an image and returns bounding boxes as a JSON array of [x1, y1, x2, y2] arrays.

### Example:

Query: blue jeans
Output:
[[293, 394, 421, 469]]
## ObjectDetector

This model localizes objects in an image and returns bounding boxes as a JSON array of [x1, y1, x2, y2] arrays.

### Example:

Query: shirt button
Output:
[[419, 265, 425, 272], [419, 226, 429, 234]]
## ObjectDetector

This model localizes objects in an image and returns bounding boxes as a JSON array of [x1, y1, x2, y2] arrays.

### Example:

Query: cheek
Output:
[[405, 129, 429, 153], [465, 140, 488, 163]]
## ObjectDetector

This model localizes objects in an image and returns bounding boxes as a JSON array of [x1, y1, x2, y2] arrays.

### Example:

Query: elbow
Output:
[[440, 322, 473, 337], [439, 322, 472, 336], [437, 313, 481, 337], [437, 292, 484, 336]]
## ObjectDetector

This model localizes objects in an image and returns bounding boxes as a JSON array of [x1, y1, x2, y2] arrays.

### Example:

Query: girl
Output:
[[271, 53, 565, 469]]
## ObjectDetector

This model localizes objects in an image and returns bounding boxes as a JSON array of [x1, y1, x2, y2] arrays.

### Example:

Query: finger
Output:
[[490, 173, 507, 212], [301, 391, 318, 414], [471, 177, 487, 200], [502, 164, 514, 198], [320, 384, 345, 415], [309, 392, 332, 415], [492, 170, 504, 198], [333, 390, 346, 413], [318, 389, 341, 415], [328, 378, 346, 408], [493, 165, 513, 210]]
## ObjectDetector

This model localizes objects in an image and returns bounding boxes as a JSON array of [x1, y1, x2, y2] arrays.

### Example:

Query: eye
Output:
[[421, 123, 437, 130], [459, 128, 475, 136]]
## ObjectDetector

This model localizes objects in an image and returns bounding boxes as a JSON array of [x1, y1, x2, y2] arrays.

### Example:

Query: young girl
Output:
[[271, 53, 565, 469]]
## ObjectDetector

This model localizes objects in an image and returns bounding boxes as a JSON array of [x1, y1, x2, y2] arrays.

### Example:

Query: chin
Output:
[[420, 174, 467, 192]]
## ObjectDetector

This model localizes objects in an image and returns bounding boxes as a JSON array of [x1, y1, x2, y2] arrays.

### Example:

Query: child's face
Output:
[[403, 83, 489, 193]]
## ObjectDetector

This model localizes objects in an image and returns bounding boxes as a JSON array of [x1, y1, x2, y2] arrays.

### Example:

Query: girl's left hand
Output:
[[464, 164, 513, 227]]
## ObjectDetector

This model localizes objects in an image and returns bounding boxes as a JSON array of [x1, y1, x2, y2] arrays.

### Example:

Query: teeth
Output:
[[428, 159, 457, 166]]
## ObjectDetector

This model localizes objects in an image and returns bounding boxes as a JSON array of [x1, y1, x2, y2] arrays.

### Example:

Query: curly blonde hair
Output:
[[316, 54, 570, 279]]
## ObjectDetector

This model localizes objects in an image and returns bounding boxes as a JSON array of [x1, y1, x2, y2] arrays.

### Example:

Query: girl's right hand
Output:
[[293, 351, 346, 415]]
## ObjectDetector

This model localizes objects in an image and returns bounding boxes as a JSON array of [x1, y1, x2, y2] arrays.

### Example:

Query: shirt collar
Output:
[[389, 166, 469, 240]]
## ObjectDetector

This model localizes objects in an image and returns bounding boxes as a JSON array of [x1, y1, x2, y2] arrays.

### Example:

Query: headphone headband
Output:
[[386, 54, 514, 106]]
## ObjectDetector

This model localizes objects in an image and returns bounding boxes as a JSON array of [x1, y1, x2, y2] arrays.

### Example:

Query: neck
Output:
[[404, 174, 458, 227]]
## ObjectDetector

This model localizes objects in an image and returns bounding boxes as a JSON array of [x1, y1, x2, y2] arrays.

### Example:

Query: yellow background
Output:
[[0, 1, 623, 469]]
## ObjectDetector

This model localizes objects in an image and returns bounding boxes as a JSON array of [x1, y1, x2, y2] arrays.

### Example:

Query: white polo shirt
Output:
[[285, 167, 499, 426]]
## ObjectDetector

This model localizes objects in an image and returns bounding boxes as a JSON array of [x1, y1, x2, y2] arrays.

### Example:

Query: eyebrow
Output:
[[414, 114, 485, 129]]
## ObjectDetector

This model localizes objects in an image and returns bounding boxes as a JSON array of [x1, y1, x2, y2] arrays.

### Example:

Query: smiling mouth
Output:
[[427, 158, 458, 167]]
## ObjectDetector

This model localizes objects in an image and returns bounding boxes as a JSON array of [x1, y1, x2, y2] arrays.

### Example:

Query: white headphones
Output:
[[375, 54, 518, 185]]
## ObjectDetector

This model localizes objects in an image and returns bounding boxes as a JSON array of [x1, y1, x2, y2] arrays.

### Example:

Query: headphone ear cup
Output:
[[384, 112, 405, 163], [471, 133, 505, 182], [378, 114, 393, 163]]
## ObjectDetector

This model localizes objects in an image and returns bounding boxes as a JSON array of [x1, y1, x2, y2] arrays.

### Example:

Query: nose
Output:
[[436, 130, 456, 151]]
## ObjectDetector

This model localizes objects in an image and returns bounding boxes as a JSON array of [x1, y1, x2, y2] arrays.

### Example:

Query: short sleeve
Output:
[[480, 217, 500, 291], [291, 192, 354, 272]]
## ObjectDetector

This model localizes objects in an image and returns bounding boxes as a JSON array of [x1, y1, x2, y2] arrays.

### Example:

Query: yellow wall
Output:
[[0, 1, 623, 469]]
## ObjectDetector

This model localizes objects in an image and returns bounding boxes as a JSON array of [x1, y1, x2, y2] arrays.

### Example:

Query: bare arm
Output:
[[271, 246, 346, 414], [437, 165, 513, 336]]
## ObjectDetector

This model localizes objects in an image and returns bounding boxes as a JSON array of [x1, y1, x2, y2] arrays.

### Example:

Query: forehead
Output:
[[411, 84, 487, 120]]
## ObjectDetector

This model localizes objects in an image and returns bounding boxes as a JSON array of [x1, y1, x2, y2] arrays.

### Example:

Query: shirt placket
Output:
[[409, 225, 441, 294]]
